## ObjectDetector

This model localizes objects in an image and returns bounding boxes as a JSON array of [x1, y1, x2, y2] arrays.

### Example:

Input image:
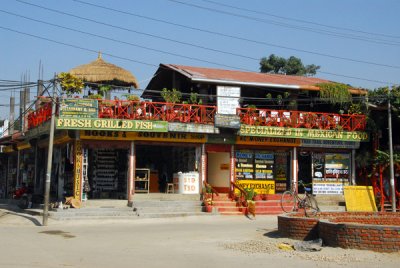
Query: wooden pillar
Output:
[[230, 145, 235, 185], [73, 139, 83, 201], [128, 141, 135, 204], [351, 149, 356, 185], [292, 147, 298, 191], [201, 144, 206, 184]]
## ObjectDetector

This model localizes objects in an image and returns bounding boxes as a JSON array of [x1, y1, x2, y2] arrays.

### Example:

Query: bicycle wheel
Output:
[[281, 191, 296, 213], [304, 195, 320, 216]]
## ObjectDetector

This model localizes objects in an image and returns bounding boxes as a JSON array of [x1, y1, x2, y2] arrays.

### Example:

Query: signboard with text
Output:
[[239, 125, 368, 142], [235, 180, 275, 195], [59, 98, 98, 118], [217, 86, 240, 114], [80, 130, 206, 143], [56, 118, 168, 132]]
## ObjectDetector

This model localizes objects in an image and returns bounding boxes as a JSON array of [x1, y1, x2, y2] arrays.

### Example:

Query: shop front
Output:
[[299, 139, 360, 195], [234, 136, 300, 196], [80, 130, 205, 198], [238, 124, 368, 196]]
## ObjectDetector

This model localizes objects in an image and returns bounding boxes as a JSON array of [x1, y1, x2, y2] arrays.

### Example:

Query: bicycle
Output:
[[281, 180, 320, 216]]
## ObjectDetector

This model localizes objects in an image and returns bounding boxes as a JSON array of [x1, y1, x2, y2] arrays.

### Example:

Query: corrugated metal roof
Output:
[[163, 64, 329, 89]]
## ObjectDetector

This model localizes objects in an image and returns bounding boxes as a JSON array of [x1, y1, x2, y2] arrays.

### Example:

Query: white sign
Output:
[[312, 183, 346, 195], [217, 86, 240, 114], [173, 172, 200, 194]]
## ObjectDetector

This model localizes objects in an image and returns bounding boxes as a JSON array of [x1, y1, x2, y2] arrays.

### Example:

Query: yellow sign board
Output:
[[236, 136, 300, 147], [73, 140, 82, 201], [80, 130, 206, 143], [235, 180, 275, 195], [343, 186, 377, 212]]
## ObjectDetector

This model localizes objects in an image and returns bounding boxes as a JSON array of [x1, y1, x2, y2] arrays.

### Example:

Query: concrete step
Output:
[[134, 206, 203, 213], [135, 212, 210, 218], [219, 211, 246, 216], [132, 200, 203, 208], [211, 201, 238, 207], [133, 194, 201, 201]]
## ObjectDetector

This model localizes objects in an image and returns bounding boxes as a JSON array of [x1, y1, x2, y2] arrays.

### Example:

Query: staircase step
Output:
[[219, 211, 246, 216], [216, 206, 246, 213]]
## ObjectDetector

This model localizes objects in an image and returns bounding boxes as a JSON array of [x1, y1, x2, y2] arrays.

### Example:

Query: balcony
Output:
[[27, 98, 366, 132]]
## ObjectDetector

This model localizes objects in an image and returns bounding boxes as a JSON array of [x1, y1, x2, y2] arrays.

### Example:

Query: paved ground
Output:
[[0, 206, 399, 268]]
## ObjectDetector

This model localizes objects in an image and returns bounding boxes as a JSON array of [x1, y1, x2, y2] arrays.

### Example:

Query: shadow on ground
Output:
[[0, 203, 42, 226]]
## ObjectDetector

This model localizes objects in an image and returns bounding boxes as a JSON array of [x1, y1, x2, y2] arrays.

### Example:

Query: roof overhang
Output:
[[191, 77, 300, 89]]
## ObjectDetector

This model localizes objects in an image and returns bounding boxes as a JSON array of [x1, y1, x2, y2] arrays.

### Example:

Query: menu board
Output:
[[275, 152, 288, 192], [312, 152, 350, 195], [235, 151, 254, 180], [325, 153, 350, 182], [254, 152, 274, 179]]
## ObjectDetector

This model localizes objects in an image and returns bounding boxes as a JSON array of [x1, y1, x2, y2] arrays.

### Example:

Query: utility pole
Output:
[[387, 87, 396, 212], [43, 76, 57, 226]]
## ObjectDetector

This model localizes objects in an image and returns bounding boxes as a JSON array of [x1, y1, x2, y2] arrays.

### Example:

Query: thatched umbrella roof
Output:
[[69, 53, 139, 88]]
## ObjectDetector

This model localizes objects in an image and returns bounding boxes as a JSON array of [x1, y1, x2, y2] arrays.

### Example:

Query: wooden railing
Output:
[[237, 108, 366, 131], [203, 181, 219, 204], [26, 97, 367, 133], [231, 181, 248, 208], [96, 100, 216, 124], [27, 101, 53, 129]]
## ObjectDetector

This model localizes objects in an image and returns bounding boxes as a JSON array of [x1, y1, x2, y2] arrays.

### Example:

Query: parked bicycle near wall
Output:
[[281, 180, 320, 216]]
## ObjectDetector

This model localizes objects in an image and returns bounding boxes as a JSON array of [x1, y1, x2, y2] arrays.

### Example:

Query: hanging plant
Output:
[[317, 82, 352, 105], [57, 72, 84, 97]]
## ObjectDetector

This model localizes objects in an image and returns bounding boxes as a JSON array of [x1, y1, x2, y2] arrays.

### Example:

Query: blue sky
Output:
[[0, 0, 399, 118]]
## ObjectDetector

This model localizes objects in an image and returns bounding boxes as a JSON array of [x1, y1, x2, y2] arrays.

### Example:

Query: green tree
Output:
[[259, 54, 320, 76]]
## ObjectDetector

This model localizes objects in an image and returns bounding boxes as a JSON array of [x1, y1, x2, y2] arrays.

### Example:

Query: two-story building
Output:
[[0, 62, 368, 207]]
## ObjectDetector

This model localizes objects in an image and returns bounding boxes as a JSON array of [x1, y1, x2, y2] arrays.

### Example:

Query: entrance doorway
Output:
[[88, 148, 128, 199], [207, 152, 230, 192], [135, 144, 198, 193], [298, 151, 312, 193]]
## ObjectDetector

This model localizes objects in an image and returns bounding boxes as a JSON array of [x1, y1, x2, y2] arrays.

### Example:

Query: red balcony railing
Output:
[[26, 99, 217, 130], [27, 101, 53, 129], [97, 100, 216, 124], [237, 108, 366, 131], [26, 98, 366, 132]]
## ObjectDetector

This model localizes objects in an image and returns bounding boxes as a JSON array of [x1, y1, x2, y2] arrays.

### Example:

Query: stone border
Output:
[[278, 212, 400, 253]]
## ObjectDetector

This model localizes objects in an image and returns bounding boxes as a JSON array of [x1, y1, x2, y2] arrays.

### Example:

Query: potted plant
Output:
[[122, 94, 141, 107], [161, 88, 182, 104], [245, 188, 256, 218], [202, 185, 213, 212], [88, 94, 103, 100]]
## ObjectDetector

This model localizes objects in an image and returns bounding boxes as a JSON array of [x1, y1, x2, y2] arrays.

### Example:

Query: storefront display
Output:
[[312, 152, 351, 195], [234, 149, 292, 195]]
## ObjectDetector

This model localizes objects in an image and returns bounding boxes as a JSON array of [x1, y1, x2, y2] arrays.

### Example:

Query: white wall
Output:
[[207, 152, 230, 187]]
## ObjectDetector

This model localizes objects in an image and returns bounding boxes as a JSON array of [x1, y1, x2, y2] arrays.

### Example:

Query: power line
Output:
[[58, 0, 400, 69], [0, 25, 397, 87], [0, 9, 253, 72], [4, 4, 257, 62], [200, 0, 400, 40], [167, 0, 400, 47], [0, 25, 156, 68], [1, 82, 52, 136]]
